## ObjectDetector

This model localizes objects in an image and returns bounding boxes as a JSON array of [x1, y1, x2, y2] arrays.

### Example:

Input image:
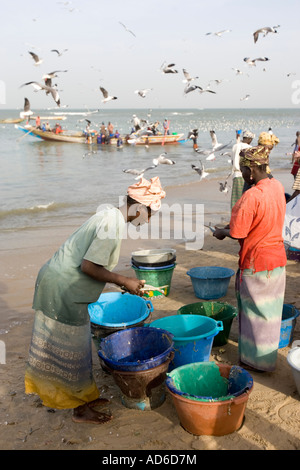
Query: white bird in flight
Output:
[[51, 49, 68, 56], [244, 57, 269, 67], [99, 87, 118, 103], [253, 25, 280, 43], [161, 62, 178, 74], [182, 69, 199, 83], [42, 70, 68, 80], [240, 94, 250, 101], [20, 81, 61, 107], [119, 21, 136, 37], [206, 29, 231, 37], [123, 165, 156, 180], [19, 97, 33, 119], [152, 153, 176, 166], [134, 88, 153, 98], [191, 161, 209, 180], [210, 130, 231, 151], [219, 181, 230, 194], [28, 51, 43, 65]]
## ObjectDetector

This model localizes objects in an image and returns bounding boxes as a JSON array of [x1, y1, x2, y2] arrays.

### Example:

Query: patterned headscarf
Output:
[[239, 145, 271, 169], [127, 176, 166, 211], [258, 132, 280, 147]]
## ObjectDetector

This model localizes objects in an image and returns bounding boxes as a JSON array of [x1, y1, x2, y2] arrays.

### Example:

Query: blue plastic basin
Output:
[[279, 304, 300, 348], [149, 314, 223, 371], [97, 326, 174, 372], [187, 266, 235, 300], [88, 292, 153, 329]]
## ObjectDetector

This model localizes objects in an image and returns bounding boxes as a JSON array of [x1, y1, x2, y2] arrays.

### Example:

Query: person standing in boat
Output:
[[25, 176, 166, 424], [35, 116, 41, 129], [163, 119, 170, 135]]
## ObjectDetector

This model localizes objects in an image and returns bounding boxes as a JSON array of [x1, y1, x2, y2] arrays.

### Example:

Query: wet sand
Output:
[[0, 171, 299, 450]]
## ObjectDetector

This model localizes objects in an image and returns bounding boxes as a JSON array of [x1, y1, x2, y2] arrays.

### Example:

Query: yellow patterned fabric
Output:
[[258, 132, 280, 147], [25, 310, 99, 409]]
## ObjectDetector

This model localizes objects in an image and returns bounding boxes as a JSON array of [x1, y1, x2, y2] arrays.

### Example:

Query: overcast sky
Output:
[[1, 0, 300, 110]]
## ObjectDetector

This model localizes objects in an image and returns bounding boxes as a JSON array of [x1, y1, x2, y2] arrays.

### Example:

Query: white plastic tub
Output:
[[287, 341, 300, 396], [131, 249, 176, 264]]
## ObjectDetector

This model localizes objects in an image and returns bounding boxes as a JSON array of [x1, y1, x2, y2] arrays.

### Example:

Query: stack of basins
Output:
[[97, 326, 174, 411], [131, 249, 176, 298]]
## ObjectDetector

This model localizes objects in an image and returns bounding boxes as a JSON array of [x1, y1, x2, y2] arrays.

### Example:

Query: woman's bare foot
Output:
[[72, 404, 112, 424], [87, 398, 110, 408]]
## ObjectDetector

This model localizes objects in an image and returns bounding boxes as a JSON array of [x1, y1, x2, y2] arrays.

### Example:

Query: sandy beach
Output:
[[0, 171, 299, 451]]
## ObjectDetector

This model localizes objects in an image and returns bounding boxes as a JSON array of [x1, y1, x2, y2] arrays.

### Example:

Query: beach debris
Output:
[[99, 87, 118, 103], [119, 21, 136, 38], [28, 51, 43, 66], [253, 25, 280, 43], [191, 161, 209, 181]]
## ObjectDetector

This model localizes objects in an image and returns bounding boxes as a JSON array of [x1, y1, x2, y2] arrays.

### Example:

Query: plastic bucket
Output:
[[287, 342, 300, 396], [148, 314, 223, 371], [107, 353, 174, 410], [287, 247, 300, 261], [131, 249, 176, 264], [88, 292, 153, 344], [177, 301, 237, 347], [279, 304, 300, 348], [131, 255, 176, 268], [131, 265, 175, 298], [166, 363, 253, 436], [187, 266, 235, 300], [97, 326, 174, 372]]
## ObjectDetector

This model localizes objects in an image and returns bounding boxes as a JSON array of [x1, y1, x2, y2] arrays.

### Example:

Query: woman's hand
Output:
[[121, 277, 145, 296]]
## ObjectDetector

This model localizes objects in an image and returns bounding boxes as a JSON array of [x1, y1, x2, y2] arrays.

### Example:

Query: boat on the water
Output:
[[127, 132, 185, 145], [15, 125, 124, 145], [0, 118, 25, 124]]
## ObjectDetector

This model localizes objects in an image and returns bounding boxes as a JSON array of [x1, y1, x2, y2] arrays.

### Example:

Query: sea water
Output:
[[0, 107, 299, 235]]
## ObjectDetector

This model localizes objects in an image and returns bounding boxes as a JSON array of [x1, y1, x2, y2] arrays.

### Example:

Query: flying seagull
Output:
[[19, 97, 33, 119], [161, 62, 178, 74], [210, 130, 231, 151], [206, 29, 231, 37], [184, 84, 203, 95], [51, 49, 68, 56], [152, 153, 176, 165], [191, 161, 209, 180], [253, 25, 280, 43], [99, 87, 118, 103], [134, 88, 153, 98], [244, 57, 269, 66], [199, 87, 216, 95], [42, 70, 68, 80], [123, 165, 156, 180], [119, 21, 136, 37], [28, 51, 43, 65], [20, 81, 61, 107], [219, 181, 230, 194], [240, 94, 250, 101], [182, 69, 199, 83]]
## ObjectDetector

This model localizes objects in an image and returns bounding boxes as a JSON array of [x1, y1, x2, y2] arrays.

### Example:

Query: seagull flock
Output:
[[17, 19, 284, 194]]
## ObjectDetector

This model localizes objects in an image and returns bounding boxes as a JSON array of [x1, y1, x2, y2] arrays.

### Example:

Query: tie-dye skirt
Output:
[[236, 267, 286, 372], [25, 310, 100, 409]]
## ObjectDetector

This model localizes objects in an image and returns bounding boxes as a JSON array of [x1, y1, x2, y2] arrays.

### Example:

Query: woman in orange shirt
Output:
[[214, 145, 287, 372]]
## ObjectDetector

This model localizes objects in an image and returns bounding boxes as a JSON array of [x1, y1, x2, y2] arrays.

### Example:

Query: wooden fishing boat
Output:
[[31, 115, 67, 121], [127, 132, 185, 145], [0, 118, 25, 124], [15, 125, 125, 145]]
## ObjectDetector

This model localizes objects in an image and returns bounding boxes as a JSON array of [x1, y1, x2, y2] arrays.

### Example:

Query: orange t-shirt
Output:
[[230, 178, 287, 272]]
